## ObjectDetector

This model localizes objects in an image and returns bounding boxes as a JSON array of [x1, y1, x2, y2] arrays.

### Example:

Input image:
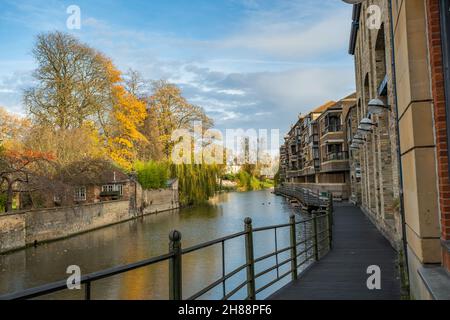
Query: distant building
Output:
[[279, 94, 356, 200]]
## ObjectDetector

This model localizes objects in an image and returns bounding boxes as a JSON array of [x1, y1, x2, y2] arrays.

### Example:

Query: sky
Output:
[[0, 0, 355, 137]]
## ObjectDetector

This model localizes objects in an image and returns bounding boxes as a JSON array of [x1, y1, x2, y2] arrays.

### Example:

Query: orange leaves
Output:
[[3, 149, 55, 166], [100, 61, 148, 171]]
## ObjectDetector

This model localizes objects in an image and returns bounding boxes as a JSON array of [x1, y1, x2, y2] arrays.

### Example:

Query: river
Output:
[[0, 190, 314, 300]]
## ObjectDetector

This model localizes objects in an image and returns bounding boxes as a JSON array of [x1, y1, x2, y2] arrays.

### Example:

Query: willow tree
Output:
[[171, 163, 220, 206]]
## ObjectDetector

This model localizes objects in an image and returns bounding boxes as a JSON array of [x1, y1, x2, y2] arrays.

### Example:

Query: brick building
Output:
[[19, 167, 139, 210]]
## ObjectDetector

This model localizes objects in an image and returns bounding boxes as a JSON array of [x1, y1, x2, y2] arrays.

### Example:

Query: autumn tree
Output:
[[24, 123, 106, 168], [124, 70, 164, 161], [0, 150, 54, 212], [101, 59, 148, 171], [24, 32, 111, 130], [149, 80, 213, 159], [23, 32, 149, 171], [0, 107, 30, 147]]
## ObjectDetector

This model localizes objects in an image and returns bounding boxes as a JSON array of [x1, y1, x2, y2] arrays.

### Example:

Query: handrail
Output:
[[0, 194, 334, 301], [274, 185, 327, 208]]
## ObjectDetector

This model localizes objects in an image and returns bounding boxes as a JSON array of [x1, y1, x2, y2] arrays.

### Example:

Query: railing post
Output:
[[85, 281, 91, 300], [328, 193, 334, 226], [312, 213, 319, 261], [289, 214, 298, 281], [327, 194, 333, 251], [169, 230, 182, 300], [244, 217, 256, 300]]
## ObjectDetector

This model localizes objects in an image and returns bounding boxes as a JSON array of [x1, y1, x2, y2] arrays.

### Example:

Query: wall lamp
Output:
[[359, 117, 376, 130], [368, 98, 389, 115]]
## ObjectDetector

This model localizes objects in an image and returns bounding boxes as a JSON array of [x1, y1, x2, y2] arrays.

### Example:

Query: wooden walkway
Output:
[[269, 203, 401, 300]]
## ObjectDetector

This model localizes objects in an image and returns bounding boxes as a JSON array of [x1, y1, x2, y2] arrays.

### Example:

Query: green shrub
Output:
[[0, 193, 6, 212], [135, 161, 169, 190], [221, 173, 236, 181]]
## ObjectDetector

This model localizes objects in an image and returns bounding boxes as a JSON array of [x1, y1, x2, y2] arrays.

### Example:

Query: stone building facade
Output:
[[348, 0, 450, 299], [348, 0, 402, 248], [279, 95, 356, 200]]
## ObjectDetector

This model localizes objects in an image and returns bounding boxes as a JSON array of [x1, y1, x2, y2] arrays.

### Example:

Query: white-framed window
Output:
[[74, 187, 86, 201], [101, 184, 123, 196]]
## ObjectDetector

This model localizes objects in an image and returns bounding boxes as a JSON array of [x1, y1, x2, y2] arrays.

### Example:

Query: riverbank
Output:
[[0, 187, 179, 254]]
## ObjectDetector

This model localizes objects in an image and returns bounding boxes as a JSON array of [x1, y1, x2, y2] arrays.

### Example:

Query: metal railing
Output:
[[275, 185, 328, 208], [0, 198, 334, 301], [323, 151, 349, 162]]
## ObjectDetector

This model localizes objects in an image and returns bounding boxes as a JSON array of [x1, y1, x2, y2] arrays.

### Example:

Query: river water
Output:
[[0, 190, 314, 300]]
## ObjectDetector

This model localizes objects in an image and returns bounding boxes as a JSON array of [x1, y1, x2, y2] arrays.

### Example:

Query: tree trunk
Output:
[[5, 179, 13, 212]]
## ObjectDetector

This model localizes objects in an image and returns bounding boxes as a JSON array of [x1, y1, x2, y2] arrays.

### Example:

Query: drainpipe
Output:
[[387, 0, 410, 285]]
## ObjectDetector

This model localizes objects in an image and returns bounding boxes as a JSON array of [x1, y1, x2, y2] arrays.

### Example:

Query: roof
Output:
[[97, 168, 130, 184], [311, 101, 336, 114], [341, 92, 357, 101]]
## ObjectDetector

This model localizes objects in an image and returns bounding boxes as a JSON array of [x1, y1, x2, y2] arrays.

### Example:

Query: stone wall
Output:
[[141, 188, 179, 215], [0, 200, 130, 254], [25, 200, 131, 244], [0, 185, 180, 254], [0, 214, 26, 253]]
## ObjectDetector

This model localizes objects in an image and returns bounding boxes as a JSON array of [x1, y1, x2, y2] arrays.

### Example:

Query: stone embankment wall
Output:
[[0, 187, 179, 254]]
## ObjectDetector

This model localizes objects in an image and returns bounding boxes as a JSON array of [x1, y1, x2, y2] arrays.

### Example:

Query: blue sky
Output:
[[0, 0, 355, 135]]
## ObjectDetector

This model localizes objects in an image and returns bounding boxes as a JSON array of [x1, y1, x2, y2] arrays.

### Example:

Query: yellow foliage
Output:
[[100, 58, 148, 171]]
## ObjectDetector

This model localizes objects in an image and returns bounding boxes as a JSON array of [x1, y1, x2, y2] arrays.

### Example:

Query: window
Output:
[[74, 187, 86, 201], [101, 184, 123, 196]]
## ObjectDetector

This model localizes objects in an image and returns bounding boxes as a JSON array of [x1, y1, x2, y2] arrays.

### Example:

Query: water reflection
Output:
[[0, 190, 312, 300]]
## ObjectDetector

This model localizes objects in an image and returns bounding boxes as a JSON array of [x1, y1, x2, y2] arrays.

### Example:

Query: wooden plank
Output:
[[268, 204, 401, 300]]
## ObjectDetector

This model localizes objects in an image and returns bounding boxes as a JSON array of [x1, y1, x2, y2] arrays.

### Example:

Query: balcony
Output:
[[322, 124, 342, 135], [323, 151, 349, 162], [321, 152, 350, 173], [309, 134, 319, 145]]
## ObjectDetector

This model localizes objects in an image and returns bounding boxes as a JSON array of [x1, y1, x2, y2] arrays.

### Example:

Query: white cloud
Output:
[[0, 0, 355, 135], [218, 7, 351, 59], [217, 89, 246, 96]]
